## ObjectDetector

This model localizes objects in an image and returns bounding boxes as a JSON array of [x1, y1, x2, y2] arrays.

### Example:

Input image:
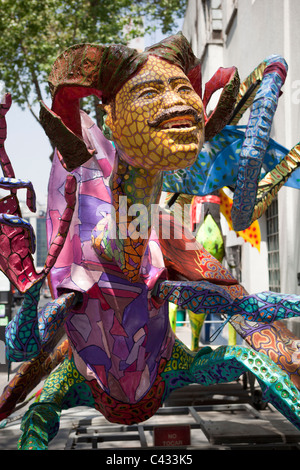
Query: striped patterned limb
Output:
[[251, 142, 300, 222], [229, 61, 268, 125], [0, 340, 69, 420]]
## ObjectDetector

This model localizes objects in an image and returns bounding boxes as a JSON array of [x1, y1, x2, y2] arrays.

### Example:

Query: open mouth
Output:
[[147, 105, 202, 130], [159, 116, 196, 130]]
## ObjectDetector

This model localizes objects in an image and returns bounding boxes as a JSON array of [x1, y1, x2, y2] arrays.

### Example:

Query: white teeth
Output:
[[162, 120, 193, 129]]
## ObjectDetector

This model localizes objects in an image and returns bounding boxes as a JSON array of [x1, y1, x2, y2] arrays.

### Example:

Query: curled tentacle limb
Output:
[[0, 93, 15, 179], [42, 174, 77, 275], [0, 177, 36, 213], [0, 174, 76, 293], [0, 213, 36, 254]]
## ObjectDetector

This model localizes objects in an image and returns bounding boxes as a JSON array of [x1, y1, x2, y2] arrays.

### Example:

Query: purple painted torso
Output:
[[46, 112, 175, 403]]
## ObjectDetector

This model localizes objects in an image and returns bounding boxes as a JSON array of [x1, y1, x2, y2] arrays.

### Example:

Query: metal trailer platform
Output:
[[64, 381, 300, 451]]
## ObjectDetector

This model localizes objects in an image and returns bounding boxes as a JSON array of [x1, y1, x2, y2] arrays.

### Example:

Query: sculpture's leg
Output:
[[18, 402, 62, 450], [5, 283, 80, 362], [226, 290, 300, 323], [18, 355, 94, 450], [230, 316, 300, 389], [187, 310, 236, 351], [157, 279, 300, 325], [161, 339, 300, 431], [190, 345, 300, 431], [0, 339, 69, 420], [5, 280, 44, 361]]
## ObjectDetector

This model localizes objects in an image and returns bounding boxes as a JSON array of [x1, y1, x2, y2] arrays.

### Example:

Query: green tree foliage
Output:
[[0, 0, 187, 126]]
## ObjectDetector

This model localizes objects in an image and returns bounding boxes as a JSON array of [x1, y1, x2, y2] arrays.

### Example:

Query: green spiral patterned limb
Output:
[[230, 61, 267, 125], [18, 402, 61, 450], [161, 339, 300, 432], [190, 345, 300, 431]]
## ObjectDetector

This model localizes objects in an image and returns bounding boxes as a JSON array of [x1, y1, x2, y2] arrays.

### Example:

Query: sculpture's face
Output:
[[105, 55, 205, 170]]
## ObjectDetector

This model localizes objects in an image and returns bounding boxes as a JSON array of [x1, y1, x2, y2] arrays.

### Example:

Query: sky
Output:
[[4, 100, 53, 207]]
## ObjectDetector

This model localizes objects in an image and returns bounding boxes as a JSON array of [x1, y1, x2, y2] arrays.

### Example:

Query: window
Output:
[[226, 245, 241, 283], [266, 198, 280, 292], [223, 0, 238, 36]]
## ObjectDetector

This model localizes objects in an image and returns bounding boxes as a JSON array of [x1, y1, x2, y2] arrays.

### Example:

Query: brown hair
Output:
[[40, 32, 239, 170]]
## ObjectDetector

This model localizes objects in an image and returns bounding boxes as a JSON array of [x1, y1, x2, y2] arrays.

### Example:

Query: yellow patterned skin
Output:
[[105, 56, 205, 171]]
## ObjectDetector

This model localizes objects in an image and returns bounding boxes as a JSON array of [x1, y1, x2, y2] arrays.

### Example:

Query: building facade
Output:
[[182, 0, 300, 300], [20, 200, 48, 271]]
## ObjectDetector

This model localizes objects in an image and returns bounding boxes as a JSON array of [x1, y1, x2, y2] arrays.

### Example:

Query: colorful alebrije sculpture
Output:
[[1, 33, 300, 450]]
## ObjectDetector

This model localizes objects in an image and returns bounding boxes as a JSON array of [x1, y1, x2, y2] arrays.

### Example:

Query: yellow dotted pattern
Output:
[[105, 56, 205, 171]]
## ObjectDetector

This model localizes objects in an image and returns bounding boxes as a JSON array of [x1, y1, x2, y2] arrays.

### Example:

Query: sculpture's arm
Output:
[[0, 94, 79, 362], [0, 93, 77, 293], [230, 55, 289, 230]]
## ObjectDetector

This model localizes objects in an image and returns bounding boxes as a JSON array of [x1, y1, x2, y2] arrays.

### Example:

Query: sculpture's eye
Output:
[[177, 84, 193, 94], [138, 88, 159, 99]]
